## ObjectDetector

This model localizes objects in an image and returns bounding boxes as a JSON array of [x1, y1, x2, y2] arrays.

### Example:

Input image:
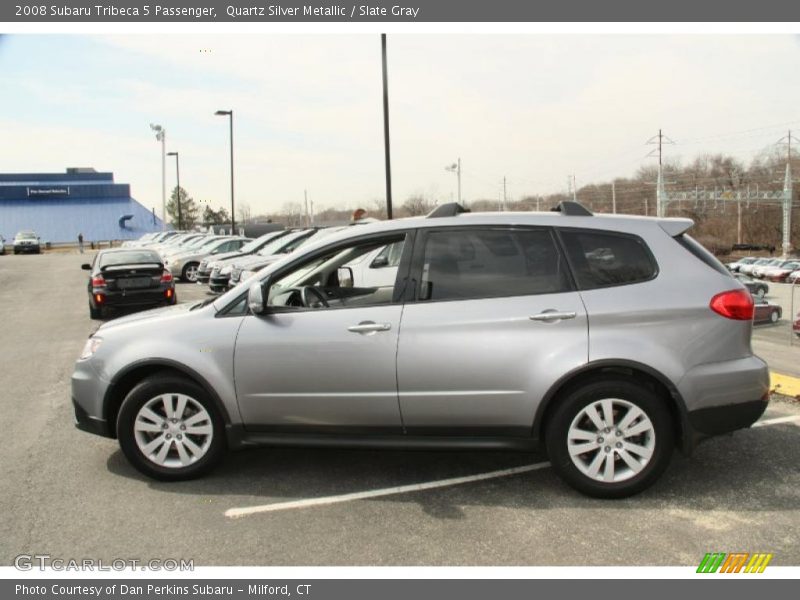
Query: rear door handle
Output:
[[529, 311, 577, 322], [347, 321, 392, 334]]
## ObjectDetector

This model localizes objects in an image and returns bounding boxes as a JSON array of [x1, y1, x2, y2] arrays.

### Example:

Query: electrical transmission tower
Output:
[[646, 129, 675, 218], [659, 130, 795, 257]]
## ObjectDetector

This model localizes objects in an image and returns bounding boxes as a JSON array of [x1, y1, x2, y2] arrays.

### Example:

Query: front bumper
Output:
[[15, 244, 40, 253], [71, 361, 114, 439], [73, 397, 113, 438], [209, 274, 232, 293]]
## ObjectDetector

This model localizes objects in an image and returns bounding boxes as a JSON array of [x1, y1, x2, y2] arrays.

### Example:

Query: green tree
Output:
[[202, 205, 229, 225], [166, 186, 199, 229]]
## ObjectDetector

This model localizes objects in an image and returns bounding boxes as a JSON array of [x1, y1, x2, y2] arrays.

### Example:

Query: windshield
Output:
[[256, 230, 312, 256], [16, 231, 37, 239], [240, 231, 284, 253], [100, 251, 161, 267]]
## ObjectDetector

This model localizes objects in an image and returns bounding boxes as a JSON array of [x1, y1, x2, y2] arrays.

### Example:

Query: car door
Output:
[[396, 226, 588, 436], [233, 231, 412, 432]]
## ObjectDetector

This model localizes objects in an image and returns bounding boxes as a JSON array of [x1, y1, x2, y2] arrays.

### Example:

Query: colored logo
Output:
[[697, 552, 773, 573]]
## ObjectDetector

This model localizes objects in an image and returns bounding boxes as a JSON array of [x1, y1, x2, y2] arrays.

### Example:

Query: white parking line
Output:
[[225, 412, 800, 519], [225, 462, 551, 519], [751, 414, 800, 428]]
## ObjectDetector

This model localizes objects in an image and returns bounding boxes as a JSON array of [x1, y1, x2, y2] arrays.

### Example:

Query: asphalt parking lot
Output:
[[1, 251, 799, 566]]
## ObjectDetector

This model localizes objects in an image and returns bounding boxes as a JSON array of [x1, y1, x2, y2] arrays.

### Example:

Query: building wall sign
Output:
[[26, 187, 70, 197]]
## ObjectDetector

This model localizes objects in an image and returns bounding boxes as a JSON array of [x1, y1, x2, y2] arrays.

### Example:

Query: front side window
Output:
[[266, 235, 407, 311], [560, 229, 657, 289], [418, 228, 570, 301]]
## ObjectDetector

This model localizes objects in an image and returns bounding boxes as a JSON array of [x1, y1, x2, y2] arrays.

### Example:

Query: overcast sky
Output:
[[1, 34, 800, 217]]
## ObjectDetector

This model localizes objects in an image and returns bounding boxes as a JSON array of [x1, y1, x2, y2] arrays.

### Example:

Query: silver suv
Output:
[[72, 202, 769, 498]]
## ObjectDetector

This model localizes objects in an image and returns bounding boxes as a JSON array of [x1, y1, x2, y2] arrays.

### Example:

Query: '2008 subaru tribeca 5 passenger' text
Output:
[[72, 202, 769, 498]]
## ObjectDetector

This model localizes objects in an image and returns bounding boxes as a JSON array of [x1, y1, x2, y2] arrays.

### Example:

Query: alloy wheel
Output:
[[133, 393, 213, 468], [566, 398, 656, 483]]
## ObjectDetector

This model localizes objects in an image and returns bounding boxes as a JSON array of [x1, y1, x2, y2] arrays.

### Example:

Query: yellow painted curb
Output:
[[770, 371, 800, 398]]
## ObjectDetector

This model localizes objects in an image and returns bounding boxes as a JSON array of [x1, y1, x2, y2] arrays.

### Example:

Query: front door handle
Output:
[[347, 321, 392, 334], [529, 310, 577, 322]]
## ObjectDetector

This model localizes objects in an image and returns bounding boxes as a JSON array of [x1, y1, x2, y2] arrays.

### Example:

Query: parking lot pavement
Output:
[[1, 251, 799, 566]]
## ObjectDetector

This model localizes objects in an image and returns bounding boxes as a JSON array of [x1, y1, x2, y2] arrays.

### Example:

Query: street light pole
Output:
[[445, 158, 461, 204], [381, 33, 393, 220], [149, 124, 166, 231], [215, 110, 235, 234], [166, 151, 181, 230]]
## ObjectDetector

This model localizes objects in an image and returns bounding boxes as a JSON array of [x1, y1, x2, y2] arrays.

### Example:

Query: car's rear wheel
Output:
[[770, 310, 779, 323], [117, 375, 225, 481], [545, 378, 674, 498], [181, 262, 199, 283]]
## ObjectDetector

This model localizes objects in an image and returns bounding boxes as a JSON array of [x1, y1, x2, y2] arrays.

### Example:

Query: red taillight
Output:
[[709, 289, 754, 320], [94, 293, 105, 304], [165, 288, 174, 299], [91, 276, 106, 287], [160, 270, 173, 283]]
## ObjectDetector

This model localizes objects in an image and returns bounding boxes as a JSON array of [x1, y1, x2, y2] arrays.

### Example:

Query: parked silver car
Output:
[[72, 202, 769, 498]]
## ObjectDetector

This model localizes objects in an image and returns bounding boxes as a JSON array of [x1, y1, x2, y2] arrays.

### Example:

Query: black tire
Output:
[[89, 302, 102, 320], [545, 377, 674, 499], [181, 262, 200, 283], [116, 374, 226, 481]]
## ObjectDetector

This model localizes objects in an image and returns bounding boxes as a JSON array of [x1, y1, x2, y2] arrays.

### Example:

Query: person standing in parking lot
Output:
[[77, 233, 84, 254]]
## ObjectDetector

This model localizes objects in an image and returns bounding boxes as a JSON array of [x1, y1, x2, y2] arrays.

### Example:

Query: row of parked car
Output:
[[727, 256, 800, 283]]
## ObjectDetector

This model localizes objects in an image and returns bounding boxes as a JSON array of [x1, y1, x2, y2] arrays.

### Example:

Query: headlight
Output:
[[79, 337, 103, 360]]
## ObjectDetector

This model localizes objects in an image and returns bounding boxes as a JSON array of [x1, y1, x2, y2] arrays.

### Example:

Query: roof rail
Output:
[[551, 201, 593, 216], [427, 202, 471, 218]]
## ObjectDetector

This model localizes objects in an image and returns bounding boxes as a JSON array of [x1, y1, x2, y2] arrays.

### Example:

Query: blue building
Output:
[[0, 168, 165, 244]]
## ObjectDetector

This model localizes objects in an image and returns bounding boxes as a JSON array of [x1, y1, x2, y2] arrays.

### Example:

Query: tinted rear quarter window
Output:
[[560, 229, 657, 289]]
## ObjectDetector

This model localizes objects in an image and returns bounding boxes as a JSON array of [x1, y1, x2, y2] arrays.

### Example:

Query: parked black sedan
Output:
[[82, 248, 176, 319], [733, 272, 768, 300]]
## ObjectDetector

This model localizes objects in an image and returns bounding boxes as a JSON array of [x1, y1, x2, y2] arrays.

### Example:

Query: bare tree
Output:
[[401, 194, 436, 216]]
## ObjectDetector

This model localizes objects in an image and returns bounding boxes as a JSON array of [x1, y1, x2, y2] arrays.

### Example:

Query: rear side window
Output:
[[673, 234, 730, 276], [560, 230, 657, 289], [419, 228, 571, 301]]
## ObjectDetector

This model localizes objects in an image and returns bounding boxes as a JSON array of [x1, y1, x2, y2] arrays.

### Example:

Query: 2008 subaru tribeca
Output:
[[72, 202, 769, 498]]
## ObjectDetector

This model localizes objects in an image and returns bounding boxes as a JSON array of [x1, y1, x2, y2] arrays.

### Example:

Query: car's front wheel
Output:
[[545, 378, 674, 498], [117, 375, 226, 481]]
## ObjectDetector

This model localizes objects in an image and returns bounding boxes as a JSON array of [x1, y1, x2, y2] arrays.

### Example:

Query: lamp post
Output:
[[149, 123, 166, 230], [445, 158, 461, 204], [215, 110, 235, 234], [166, 151, 181, 230]]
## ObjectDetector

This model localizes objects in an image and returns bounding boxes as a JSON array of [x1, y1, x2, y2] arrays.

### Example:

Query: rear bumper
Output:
[[94, 287, 174, 308], [687, 398, 768, 437], [678, 355, 770, 439]]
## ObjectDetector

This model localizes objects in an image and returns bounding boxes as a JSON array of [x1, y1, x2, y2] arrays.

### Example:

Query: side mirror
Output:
[[370, 255, 389, 268], [81, 264, 92, 270], [338, 266, 354, 288], [248, 279, 268, 315]]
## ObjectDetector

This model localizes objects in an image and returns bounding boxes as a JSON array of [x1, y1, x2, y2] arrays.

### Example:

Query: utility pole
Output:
[[150, 124, 166, 230], [572, 175, 577, 202], [778, 129, 794, 257], [502, 176, 507, 211], [380, 34, 393, 219], [304, 189, 309, 227], [611, 180, 617, 214], [445, 158, 462, 204], [647, 129, 675, 217]]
